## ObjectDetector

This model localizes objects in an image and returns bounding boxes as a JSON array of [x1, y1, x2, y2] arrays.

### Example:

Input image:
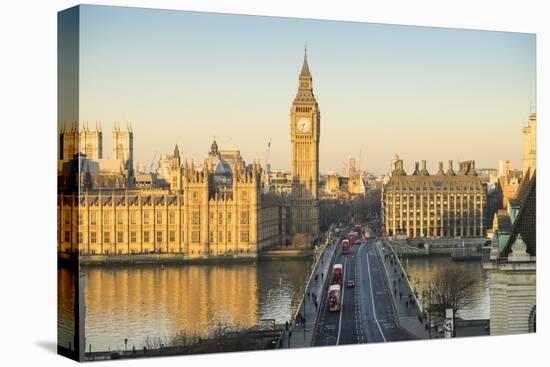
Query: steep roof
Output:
[[500, 171, 536, 258], [300, 49, 311, 77], [293, 48, 318, 104], [509, 167, 531, 207], [384, 173, 485, 191], [495, 209, 513, 233]]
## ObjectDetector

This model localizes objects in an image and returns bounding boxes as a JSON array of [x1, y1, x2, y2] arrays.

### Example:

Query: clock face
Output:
[[296, 117, 311, 133]]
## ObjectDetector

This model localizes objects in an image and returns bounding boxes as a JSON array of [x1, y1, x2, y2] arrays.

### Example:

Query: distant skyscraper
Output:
[[341, 155, 358, 177]]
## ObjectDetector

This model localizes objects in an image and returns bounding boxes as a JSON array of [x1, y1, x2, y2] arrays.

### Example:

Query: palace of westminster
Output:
[[58, 51, 321, 258]]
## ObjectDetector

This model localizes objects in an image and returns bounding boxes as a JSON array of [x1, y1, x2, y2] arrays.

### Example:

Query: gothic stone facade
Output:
[[57, 52, 320, 259], [383, 157, 487, 238], [58, 161, 290, 257]]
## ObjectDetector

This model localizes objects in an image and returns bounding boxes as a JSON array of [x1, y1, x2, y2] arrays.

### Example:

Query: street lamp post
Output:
[[124, 338, 128, 354], [304, 260, 307, 342]]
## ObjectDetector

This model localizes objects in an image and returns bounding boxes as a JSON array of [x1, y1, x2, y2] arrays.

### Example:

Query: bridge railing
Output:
[[285, 237, 337, 347], [387, 238, 429, 253], [383, 240, 423, 314], [309, 242, 339, 345]]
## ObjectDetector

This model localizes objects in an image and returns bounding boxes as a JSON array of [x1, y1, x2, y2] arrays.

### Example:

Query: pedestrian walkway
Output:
[[375, 240, 429, 339], [280, 240, 338, 348]]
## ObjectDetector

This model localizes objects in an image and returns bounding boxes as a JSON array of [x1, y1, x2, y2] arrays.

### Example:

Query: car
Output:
[[346, 280, 355, 288]]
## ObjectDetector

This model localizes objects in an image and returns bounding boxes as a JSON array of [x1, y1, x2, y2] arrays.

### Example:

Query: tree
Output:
[[170, 330, 199, 347], [426, 265, 478, 336], [319, 199, 351, 231], [143, 335, 164, 350], [319, 188, 381, 232]]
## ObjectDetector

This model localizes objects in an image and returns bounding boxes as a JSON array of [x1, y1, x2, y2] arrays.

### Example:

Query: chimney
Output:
[[437, 161, 445, 175], [413, 161, 419, 175], [396, 160, 405, 175], [468, 161, 477, 176], [420, 160, 429, 176], [447, 160, 456, 176]]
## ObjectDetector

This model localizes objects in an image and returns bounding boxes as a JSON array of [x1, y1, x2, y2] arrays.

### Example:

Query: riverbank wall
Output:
[[84, 325, 284, 361], [388, 237, 490, 258], [60, 252, 257, 267], [59, 248, 315, 267]]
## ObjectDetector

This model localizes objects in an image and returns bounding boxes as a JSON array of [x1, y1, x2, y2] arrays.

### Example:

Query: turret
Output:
[[172, 144, 181, 170], [209, 138, 219, 157]]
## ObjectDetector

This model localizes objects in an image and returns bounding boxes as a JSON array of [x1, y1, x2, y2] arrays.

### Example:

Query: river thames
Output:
[[58, 253, 489, 352], [59, 257, 314, 352], [403, 255, 490, 320]]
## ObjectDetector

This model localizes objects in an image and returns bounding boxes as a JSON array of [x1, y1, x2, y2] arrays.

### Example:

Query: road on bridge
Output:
[[313, 235, 413, 346]]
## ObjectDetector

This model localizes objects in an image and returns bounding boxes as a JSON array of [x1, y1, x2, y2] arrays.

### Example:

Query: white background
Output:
[[0, 0, 547, 366]]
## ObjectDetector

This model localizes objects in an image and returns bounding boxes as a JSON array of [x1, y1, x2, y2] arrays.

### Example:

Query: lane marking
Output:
[[356, 242, 369, 343], [373, 241, 401, 324], [366, 253, 387, 342], [336, 257, 348, 345], [355, 242, 365, 343]]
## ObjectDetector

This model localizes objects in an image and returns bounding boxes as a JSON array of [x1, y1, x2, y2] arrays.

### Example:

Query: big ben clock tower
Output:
[[290, 48, 320, 246]]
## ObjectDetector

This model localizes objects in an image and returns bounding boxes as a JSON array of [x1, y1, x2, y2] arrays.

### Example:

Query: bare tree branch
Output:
[[427, 265, 478, 319]]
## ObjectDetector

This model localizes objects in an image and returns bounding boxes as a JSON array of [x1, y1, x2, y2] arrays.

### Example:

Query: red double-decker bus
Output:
[[341, 239, 351, 255], [331, 264, 344, 285], [328, 285, 341, 312]]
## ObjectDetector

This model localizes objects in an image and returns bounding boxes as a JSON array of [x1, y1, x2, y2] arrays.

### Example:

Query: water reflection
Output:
[[59, 258, 312, 352], [58, 267, 76, 350], [402, 256, 490, 320]]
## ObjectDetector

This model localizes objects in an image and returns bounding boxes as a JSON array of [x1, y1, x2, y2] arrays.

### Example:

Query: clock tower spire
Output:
[[300, 46, 311, 78], [290, 48, 320, 247], [295, 47, 315, 103]]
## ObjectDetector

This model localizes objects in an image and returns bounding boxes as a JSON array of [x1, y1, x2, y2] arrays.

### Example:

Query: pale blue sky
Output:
[[74, 5, 536, 174]]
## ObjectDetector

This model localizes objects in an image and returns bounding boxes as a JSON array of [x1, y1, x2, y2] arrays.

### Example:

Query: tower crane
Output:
[[149, 151, 157, 173], [265, 139, 272, 172]]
